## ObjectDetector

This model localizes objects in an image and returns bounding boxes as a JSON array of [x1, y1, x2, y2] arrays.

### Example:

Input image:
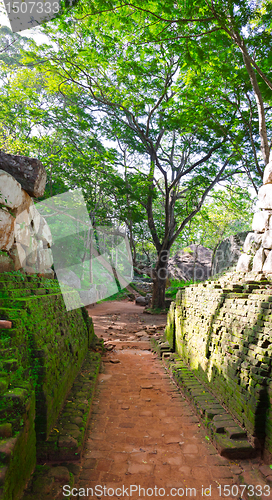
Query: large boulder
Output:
[[168, 244, 212, 282], [258, 184, 272, 209], [243, 232, 262, 253], [252, 211, 270, 232], [0, 170, 23, 209], [211, 232, 249, 276], [263, 161, 272, 185], [236, 253, 252, 272]]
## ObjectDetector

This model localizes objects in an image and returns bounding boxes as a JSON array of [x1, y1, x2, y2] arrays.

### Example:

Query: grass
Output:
[[165, 278, 201, 298], [97, 288, 131, 303], [144, 307, 168, 315]]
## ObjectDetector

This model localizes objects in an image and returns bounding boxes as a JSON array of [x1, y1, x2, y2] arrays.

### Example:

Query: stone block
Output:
[[15, 210, 31, 247], [263, 250, 272, 273], [252, 248, 265, 272], [0, 169, 23, 209], [258, 184, 272, 209], [236, 253, 252, 272], [243, 232, 262, 253], [37, 246, 53, 272], [29, 204, 41, 234], [25, 236, 38, 266], [263, 161, 272, 184], [0, 209, 15, 251], [262, 230, 272, 249], [9, 243, 26, 269], [14, 189, 33, 218], [36, 216, 52, 246], [252, 211, 270, 232]]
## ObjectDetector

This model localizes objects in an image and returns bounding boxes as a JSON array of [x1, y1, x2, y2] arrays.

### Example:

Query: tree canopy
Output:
[[0, 0, 268, 307]]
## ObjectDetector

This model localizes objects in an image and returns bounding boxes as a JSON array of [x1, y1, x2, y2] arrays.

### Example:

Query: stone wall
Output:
[[0, 167, 53, 277], [165, 271, 272, 456], [0, 272, 96, 500], [237, 160, 272, 274]]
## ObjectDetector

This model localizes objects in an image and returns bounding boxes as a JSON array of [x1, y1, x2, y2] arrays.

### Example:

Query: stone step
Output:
[[0, 290, 60, 308], [0, 280, 58, 290], [0, 289, 32, 299], [150, 337, 256, 460]]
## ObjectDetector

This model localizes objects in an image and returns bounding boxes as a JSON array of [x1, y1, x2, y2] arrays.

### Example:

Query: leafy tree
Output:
[[1, 4, 264, 307], [170, 182, 254, 253], [66, 0, 272, 171], [22, 19, 249, 308]]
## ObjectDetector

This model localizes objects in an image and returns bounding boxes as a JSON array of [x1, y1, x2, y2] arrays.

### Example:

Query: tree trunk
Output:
[[151, 252, 168, 309], [0, 152, 47, 198]]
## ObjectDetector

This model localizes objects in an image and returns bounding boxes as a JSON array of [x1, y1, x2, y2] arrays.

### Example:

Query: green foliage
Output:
[[165, 278, 200, 298], [170, 183, 255, 254], [0, 0, 267, 306], [98, 288, 129, 302]]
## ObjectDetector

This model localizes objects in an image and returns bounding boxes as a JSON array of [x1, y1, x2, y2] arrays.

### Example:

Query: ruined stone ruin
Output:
[[237, 161, 272, 273], [0, 152, 53, 276]]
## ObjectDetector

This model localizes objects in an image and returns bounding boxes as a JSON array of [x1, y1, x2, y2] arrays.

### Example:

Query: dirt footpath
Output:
[[74, 301, 271, 500]]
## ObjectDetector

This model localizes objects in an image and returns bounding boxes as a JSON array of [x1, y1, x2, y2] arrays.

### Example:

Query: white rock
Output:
[[25, 236, 38, 265], [258, 184, 272, 209], [14, 190, 33, 218], [236, 253, 252, 272], [9, 243, 26, 269], [263, 250, 272, 273], [252, 248, 265, 271], [15, 209, 31, 248], [0, 209, 15, 251], [252, 211, 270, 232], [23, 265, 38, 275], [15, 208, 31, 227], [0, 170, 23, 209], [29, 205, 41, 234], [36, 217, 52, 246], [243, 232, 262, 253], [262, 230, 272, 249], [37, 247, 53, 271], [263, 161, 272, 184]]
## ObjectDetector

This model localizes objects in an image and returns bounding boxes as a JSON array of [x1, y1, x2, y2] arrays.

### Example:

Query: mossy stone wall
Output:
[[166, 273, 272, 454], [0, 272, 96, 499]]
